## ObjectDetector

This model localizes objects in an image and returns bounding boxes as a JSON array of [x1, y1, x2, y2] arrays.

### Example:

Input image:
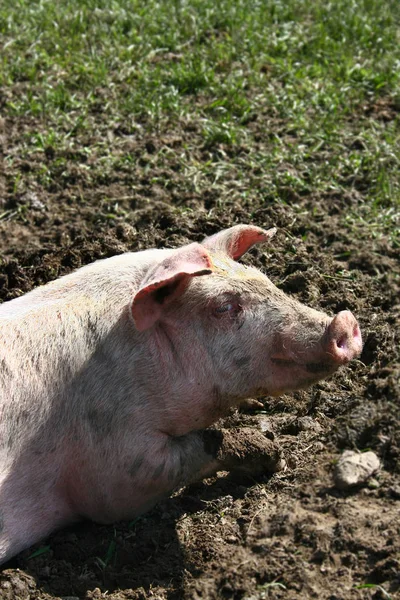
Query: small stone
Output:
[[334, 450, 380, 490]]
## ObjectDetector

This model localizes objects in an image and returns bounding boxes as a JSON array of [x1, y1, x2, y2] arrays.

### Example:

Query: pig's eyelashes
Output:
[[215, 303, 234, 313], [213, 302, 242, 318]]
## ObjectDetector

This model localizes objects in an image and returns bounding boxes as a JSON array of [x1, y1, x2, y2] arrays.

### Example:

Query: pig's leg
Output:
[[202, 427, 284, 476], [0, 461, 76, 565], [164, 427, 283, 489], [121, 428, 282, 519], [0, 495, 74, 564]]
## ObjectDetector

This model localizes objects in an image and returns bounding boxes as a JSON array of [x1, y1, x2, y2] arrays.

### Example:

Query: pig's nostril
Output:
[[336, 336, 347, 350]]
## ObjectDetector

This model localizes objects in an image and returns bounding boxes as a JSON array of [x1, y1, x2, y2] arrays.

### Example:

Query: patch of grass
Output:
[[355, 583, 392, 599], [27, 544, 51, 560], [245, 581, 287, 599], [0, 0, 399, 243]]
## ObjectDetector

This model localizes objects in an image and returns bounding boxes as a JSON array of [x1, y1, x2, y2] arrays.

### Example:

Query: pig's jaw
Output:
[[266, 358, 339, 395], [246, 364, 333, 399]]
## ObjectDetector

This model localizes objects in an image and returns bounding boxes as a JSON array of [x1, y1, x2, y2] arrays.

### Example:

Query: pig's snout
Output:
[[325, 310, 362, 365], [274, 310, 363, 379]]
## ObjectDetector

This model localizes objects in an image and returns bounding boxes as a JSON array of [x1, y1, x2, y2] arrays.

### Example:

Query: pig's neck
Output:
[[146, 323, 236, 437]]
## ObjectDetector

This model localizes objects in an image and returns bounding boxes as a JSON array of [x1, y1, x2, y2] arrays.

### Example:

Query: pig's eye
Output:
[[214, 301, 242, 318]]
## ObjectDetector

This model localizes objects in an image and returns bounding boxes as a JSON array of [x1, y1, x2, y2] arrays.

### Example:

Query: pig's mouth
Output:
[[305, 361, 335, 374], [271, 357, 337, 376]]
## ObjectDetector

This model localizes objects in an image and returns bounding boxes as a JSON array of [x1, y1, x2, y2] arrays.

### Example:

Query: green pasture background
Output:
[[0, 0, 399, 243]]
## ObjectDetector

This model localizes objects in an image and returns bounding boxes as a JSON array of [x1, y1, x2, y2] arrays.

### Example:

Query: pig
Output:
[[0, 225, 363, 564]]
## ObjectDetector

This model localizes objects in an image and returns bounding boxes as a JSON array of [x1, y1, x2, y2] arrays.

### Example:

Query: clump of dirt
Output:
[[1, 116, 399, 600]]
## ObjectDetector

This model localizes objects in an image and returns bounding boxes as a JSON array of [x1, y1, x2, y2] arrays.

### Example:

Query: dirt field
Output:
[[1, 112, 399, 600], [1, 1, 400, 598]]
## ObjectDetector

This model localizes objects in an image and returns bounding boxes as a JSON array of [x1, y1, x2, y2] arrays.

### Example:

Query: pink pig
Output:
[[0, 225, 362, 563]]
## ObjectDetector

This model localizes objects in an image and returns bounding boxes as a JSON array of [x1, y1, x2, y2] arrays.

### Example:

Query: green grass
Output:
[[0, 0, 399, 243]]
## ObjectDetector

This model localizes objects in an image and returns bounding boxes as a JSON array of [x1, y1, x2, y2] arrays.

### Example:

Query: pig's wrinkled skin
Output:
[[0, 225, 362, 564]]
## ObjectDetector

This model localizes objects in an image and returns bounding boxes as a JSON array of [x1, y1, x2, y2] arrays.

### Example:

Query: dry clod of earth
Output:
[[333, 450, 381, 490]]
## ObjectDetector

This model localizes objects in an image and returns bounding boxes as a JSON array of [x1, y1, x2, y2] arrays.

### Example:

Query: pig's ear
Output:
[[202, 224, 277, 260], [132, 243, 213, 331]]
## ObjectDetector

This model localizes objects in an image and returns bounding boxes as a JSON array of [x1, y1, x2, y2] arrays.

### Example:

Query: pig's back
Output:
[[0, 248, 169, 319]]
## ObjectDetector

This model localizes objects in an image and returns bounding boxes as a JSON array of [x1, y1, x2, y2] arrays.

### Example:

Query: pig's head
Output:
[[131, 225, 362, 410]]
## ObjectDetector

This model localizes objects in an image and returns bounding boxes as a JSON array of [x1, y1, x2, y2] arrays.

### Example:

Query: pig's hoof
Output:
[[205, 427, 283, 476], [239, 398, 265, 413]]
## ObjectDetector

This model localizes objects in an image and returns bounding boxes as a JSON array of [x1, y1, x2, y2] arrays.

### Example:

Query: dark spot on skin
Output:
[[5, 408, 31, 449], [86, 314, 100, 347], [151, 461, 166, 480], [211, 384, 233, 419], [128, 455, 145, 478], [212, 385, 223, 414], [85, 409, 99, 428], [234, 356, 251, 368], [0, 358, 11, 378], [271, 358, 294, 367], [306, 362, 331, 374], [85, 409, 113, 435], [29, 354, 41, 371]]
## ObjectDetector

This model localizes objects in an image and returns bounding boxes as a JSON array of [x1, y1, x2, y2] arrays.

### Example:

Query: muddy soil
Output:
[[0, 113, 399, 600]]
